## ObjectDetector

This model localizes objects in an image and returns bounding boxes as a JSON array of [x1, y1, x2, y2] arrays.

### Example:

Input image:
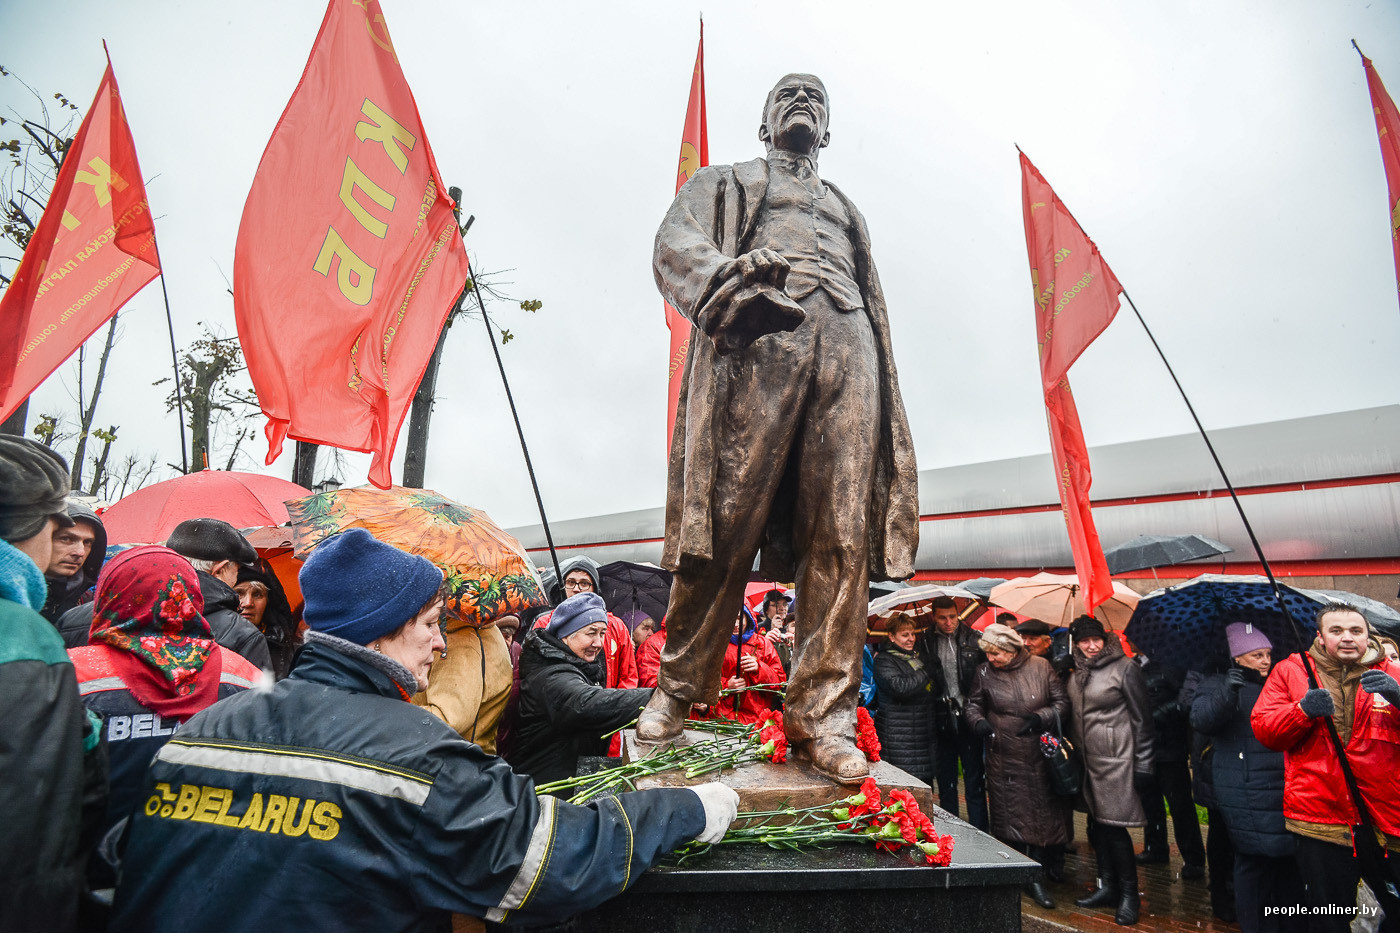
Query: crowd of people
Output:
[[866, 597, 1400, 933], [4, 431, 1400, 933]]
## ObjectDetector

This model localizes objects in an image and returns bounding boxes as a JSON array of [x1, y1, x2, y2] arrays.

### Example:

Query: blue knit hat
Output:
[[300, 528, 443, 645], [547, 592, 608, 640]]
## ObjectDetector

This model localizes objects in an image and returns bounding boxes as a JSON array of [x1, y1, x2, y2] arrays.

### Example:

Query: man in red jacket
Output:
[[1251, 604, 1400, 931]]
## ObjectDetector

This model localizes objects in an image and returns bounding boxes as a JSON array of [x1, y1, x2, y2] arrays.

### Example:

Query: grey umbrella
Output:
[[1297, 588, 1400, 641], [1104, 534, 1233, 575], [957, 577, 1008, 600]]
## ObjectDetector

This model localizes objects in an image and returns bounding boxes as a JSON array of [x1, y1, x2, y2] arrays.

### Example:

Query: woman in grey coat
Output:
[[1067, 616, 1155, 927]]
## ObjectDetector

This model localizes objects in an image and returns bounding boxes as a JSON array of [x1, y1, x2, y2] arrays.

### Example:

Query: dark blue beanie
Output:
[[547, 592, 607, 640], [300, 528, 443, 645]]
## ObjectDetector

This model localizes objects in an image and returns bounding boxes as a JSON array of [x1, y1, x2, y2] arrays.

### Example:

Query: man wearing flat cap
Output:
[[58, 517, 272, 670], [0, 436, 105, 933]]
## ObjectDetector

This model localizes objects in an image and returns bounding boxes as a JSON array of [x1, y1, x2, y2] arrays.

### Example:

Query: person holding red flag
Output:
[[234, 0, 468, 488], [1018, 151, 1122, 616]]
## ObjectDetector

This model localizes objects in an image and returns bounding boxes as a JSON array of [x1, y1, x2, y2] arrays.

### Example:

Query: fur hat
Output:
[[978, 622, 1025, 654], [0, 437, 74, 543]]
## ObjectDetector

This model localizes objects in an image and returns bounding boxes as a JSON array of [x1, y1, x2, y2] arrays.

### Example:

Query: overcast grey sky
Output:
[[3, 0, 1399, 528]]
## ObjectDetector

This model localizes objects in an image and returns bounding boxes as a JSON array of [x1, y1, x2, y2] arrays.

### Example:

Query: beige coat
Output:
[[1068, 636, 1155, 827], [412, 622, 512, 754], [652, 158, 920, 582]]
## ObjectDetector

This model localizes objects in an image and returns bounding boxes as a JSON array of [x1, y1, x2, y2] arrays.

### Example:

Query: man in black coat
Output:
[[1136, 654, 1206, 878], [40, 501, 105, 624], [58, 518, 271, 671], [920, 596, 988, 830]]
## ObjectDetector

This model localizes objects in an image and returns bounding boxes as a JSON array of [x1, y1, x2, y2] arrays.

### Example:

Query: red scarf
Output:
[[90, 546, 215, 696]]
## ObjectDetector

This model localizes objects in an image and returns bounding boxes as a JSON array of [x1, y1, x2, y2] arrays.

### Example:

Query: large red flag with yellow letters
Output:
[[234, 0, 468, 488], [0, 50, 160, 421], [1020, 152, 1122, 614], [1357, 47, 1400, 310], [664, 24, 708, 451]]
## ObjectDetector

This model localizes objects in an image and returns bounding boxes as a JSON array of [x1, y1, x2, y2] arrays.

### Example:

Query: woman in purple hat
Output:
[[1190, 623, 1298, 933]]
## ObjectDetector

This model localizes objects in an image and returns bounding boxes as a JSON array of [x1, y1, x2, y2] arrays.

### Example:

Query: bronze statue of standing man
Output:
[[640, 73, 920, 782]]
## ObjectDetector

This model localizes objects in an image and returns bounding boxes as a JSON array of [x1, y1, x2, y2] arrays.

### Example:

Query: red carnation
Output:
[[856, 706, 882, 762]]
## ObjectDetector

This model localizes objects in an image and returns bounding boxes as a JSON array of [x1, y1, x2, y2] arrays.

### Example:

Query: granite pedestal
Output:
[[570, 747, 1041, 933]]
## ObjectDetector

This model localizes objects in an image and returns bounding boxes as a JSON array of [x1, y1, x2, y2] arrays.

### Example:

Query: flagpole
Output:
[[157, 272, 189, 474], [1120, 287, 1398, 903], [466, 272, 563, 586]]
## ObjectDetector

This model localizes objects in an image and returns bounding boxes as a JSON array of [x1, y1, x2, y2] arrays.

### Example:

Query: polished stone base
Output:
[[577, 734, 1038, 932], [572, 806, 1039, 933], [621, 728, 937, 816]]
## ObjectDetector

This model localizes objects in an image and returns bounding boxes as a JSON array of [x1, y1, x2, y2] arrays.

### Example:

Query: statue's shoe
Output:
[[795, 737, 869, 785], [635, 690, 689, 744]]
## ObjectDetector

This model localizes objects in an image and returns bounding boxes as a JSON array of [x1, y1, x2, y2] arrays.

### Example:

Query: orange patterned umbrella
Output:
[[285, 486, 548, 628]]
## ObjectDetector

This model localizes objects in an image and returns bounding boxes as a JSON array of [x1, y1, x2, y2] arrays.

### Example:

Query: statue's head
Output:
[[759, 73, 829, 156]]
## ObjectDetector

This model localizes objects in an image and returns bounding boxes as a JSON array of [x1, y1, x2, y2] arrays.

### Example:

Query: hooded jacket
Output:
[[40, 502, 106, 624], [696, 607, 784, 725], [508, 628, 653, 786], [0, 538, 106, 933], [109, 633, 704, 932], [1068, 632, 1155, 827], [58, 570, 272, 671]]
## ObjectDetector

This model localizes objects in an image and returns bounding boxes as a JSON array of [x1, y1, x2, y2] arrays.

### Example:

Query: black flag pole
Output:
[[464, 260, 563, 587], [157, 273, 189, 475], [1119, 285, 1399, 905]]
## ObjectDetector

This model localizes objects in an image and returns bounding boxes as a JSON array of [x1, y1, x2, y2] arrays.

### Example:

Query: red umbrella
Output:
[[100, 471, 310, 545]]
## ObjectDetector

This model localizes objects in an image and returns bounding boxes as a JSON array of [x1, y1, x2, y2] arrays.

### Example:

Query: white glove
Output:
[[687, 782, 740, 844]]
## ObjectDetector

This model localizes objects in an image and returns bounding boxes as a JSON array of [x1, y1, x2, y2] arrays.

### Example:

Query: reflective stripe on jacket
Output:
[[109, 637, 702, 932]]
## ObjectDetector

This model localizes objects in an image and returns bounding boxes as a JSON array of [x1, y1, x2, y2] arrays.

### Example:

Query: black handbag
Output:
[[1038, 710, 1082, 798]]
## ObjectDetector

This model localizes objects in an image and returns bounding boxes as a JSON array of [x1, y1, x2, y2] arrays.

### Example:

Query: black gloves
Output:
[[1299, 688, 1335, 719], [1133, 771, 1156, 794], [1361, 670, 1400, 706], [971, 719, 994, 739], [1225, 668, 1247, 691], [1015, 714, 1043, 737]]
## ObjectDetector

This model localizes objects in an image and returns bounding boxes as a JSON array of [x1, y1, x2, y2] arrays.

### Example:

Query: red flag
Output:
[[1019, 152, 1122, 613], [1358, 46, 1400, 308], [665, 23, 708, 451], [0, 50, 160, 420], [234, 0, 468, 488]]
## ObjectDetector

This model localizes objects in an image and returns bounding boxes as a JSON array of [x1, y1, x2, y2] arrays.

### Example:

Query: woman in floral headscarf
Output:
[[67, 547, 263, 860]]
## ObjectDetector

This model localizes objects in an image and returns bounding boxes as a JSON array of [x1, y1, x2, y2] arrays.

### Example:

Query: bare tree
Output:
[[157, 325, 259, 471], [69, 314, 120, 488]]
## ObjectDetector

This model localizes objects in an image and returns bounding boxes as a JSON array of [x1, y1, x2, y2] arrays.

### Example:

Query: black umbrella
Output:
[[1104, 534, 1232, 575], [868, 580, 909, 601], [597, 560, 673, 623], [1124, 574, 1320, 671], [957, 577, 1008, 601]]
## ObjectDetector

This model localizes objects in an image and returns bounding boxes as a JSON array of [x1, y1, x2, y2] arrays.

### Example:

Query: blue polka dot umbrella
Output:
[[1124, 574, 1322, 670]]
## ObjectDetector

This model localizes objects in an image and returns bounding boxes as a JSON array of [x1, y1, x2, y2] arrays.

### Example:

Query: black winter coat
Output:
[[1190, 668, 1293, 857], [919, 623, 985, 734], [109, 633, 704, 932], [508, 629, 653, 785], [58, 571, 272, 671], [1142, 658, 1190, 763], [872, 646, 937, 783], [966, 651, 1073, 847]]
